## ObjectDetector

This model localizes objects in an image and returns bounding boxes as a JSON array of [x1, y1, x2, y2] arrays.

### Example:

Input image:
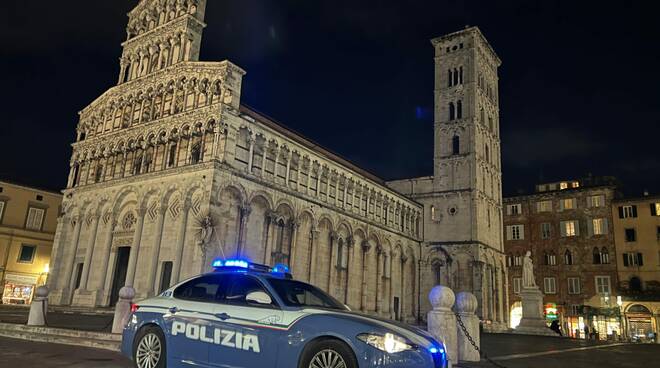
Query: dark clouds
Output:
[[1, 1, 658, 197]]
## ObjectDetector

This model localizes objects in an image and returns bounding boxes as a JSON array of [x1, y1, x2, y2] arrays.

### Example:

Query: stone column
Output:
[[308, 230, 320, 284], [360, 241, 370, 312], [472, 260, 485, 319], [79, 213, 100, 291], [261, 144, 267, 177], [456, 292, 480, 362], [46, 214, 69, 291], [96, 217, 116, 304], [124, 208, 146, 287], [263, 212, 276, 264], [171, 201, 191, 284], [428, 286, 457, 367], [288, 221, 299, 270], [343, 237, 354, 305], [237, 205, 251, 257], [184, 135, 193, 165], [327, 232, 337, 293], [61, 215, 83, 303], [147, 206, 167, 296], [285, 156, 291, 187], [400, 254, 408, 319], [247, 135, 255, 173], [375, 246, 383, 314]]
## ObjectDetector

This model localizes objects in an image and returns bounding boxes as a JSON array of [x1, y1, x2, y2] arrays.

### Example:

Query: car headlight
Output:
[[357, 333, 415, 354]]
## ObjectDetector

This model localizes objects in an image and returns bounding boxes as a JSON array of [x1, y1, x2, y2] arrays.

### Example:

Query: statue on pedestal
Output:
[[522, 251, 536, 288]]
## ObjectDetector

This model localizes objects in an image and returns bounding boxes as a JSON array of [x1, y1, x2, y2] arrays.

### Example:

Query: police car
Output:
[[121, 259, 447, 368]]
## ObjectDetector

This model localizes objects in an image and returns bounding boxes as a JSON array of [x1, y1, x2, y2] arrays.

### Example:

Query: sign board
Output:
[[3, 273, 39, 285]]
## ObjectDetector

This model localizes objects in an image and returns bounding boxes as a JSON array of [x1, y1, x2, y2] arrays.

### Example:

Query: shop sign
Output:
[[544, 303, 558, 320], [3, 273, 39, 285]]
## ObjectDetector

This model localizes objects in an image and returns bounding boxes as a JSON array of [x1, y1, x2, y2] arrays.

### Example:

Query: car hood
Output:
[[303, 308, 436, 348]]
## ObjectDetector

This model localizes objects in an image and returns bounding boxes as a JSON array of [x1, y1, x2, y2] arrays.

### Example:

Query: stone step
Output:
[[0, 323, 122, 352]]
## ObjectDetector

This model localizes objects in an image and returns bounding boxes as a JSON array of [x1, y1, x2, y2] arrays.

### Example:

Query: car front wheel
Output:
[[133, 326, 167, 368], [299, 339, 357, 368]]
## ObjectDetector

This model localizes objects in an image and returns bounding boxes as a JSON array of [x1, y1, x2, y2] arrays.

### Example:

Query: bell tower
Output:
[[430, 27, 503, 249], [117, 0, 208, 84]]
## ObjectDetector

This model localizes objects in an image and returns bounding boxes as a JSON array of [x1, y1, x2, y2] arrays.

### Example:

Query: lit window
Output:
[[561, 198, 576, 210], [592, 218, 607, 236], [652, 203, 660, 217], [560, 182, 569, 190], [595, 276, 611, 294], [561, 220, 579, 237]]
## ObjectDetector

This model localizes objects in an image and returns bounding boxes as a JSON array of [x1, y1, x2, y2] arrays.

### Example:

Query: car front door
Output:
[[165, 274, 227, 367], [208, 275, 284, 368]]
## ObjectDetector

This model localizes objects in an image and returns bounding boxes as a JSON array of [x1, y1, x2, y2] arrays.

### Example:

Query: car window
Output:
[[173, 274, 227, 303], [224, 275, 274, 307], [267, 278, 346, 310]]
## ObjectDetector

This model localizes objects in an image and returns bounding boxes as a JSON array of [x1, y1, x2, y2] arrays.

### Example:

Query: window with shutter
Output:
[[595, 276, 611, 294], [26, 207, 45, 230], [623, 254, 629, 267], [513, 278, 522, 294], [637, 253, 644, 267]]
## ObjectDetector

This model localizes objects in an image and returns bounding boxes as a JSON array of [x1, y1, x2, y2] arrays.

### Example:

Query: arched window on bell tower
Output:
[[448, 69, 453, 87], [456, 100, 463, 119], [452, 136, 460, 155], [449, 102, 455, 120]]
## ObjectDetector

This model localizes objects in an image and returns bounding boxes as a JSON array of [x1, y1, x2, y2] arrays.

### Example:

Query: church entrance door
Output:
[[109, 246, 131, 306]]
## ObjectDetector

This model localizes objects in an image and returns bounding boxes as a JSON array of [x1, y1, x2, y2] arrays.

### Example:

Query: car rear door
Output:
[[208, 274, 284, 368], [166, 274, 228, 366]]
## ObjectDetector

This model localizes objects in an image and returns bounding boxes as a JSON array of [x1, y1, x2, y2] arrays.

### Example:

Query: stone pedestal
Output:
[[71, 289, 96, 307], [455, 292, 480, 362], [514, 287, 555, 336], [427, 286, 457, 367], [112, 286, 135, 334], [28, 286, 49, 326]]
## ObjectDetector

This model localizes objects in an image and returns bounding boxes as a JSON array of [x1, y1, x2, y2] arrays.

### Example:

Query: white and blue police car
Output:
[[121, 259, 447, 368]]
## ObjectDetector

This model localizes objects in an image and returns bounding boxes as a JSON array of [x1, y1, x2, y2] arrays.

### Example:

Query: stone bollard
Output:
[[27, 285, 49, 326], [455, 292, 480, 362], [112, 286, 135, 334], [427, 286, 457, 367]]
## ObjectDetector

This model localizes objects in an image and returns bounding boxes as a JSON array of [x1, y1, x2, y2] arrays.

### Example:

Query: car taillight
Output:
[[131, 303, 140, 313]]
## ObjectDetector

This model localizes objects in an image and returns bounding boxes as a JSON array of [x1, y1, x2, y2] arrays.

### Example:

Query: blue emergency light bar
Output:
[[211, 259, 292, 278]]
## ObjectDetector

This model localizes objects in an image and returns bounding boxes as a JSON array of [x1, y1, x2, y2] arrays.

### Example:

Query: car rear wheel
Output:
[[299, 339, 357, 368], [133, 326, 166, 368]]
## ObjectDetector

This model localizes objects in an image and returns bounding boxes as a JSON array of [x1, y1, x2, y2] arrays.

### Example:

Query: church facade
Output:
[[48, 0, 507, 329]]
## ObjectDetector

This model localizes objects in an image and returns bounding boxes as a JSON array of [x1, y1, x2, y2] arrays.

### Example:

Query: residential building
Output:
[[504, 178, 619, 339], [612, 193, 660, 342], [0, 180, 62, 304]]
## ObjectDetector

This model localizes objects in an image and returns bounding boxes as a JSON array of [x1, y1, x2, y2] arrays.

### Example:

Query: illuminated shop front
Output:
[[1, 273, 40, 305], [565, 305, 621, 340]]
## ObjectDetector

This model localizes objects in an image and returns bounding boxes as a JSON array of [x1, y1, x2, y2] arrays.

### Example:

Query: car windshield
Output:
[[267, 278, 347, 310]]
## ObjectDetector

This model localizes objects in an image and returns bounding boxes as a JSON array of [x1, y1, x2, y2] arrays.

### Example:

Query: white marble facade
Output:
[[48, 1, 506, 326], [48, 0, 424, 323]]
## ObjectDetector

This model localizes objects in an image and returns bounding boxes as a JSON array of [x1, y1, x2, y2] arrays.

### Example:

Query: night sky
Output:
[[1, 1, 658, 197]]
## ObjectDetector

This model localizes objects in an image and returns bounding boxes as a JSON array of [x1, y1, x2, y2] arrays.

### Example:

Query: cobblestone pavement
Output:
[[0, 336, 131, 368]]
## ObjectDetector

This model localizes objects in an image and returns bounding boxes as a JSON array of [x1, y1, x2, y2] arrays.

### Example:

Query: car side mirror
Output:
[[246, 291, 272, 305]]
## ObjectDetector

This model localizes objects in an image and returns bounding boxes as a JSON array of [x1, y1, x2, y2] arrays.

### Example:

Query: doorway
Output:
[[393, 297, 400, 321], [109, 247, 130, 306]]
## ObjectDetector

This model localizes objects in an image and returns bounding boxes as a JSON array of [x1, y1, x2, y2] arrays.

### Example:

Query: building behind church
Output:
[[47, 0, 507, 329]]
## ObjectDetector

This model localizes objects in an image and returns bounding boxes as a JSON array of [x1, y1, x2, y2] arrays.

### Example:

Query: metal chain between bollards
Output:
[[455, 312, 508, 368]]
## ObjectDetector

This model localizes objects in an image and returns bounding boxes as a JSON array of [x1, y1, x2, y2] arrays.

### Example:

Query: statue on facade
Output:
[[522, 251, 536, 288]]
